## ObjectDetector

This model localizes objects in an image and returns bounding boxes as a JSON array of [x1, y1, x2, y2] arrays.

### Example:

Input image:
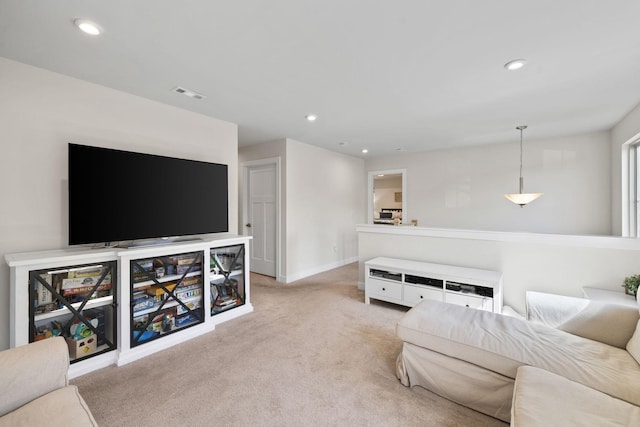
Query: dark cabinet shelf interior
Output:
[[29, 261, 117, 363], [210, 244, 245, 315], [130, 251, 204, 347]]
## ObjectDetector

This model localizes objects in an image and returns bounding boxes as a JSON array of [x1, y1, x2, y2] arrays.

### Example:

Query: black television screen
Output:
[[68, 143, 228, 245]]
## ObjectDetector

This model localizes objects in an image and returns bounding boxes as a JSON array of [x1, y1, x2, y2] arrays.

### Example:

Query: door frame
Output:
[[241, 157, 282, 281]]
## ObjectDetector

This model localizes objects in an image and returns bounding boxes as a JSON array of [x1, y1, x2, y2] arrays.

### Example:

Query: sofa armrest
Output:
[[0, 337, 70, 416], [526, 291, 639, 348]]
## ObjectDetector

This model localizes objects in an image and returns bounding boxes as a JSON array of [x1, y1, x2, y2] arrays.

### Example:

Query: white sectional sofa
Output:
[[395, 292, 640, 423]]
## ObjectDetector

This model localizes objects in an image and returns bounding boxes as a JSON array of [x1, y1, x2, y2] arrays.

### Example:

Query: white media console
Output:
[[365, 257, 503, 313], [6, 235, 252, 378]]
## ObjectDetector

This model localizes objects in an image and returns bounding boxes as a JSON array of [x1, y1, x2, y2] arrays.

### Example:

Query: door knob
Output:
[[245, 223, 251, 227]]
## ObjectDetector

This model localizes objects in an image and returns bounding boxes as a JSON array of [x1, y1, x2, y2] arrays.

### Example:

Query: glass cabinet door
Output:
[[29, 261, 117, 362], [130, 250, 204, 347], [210, 244, 245, 315]]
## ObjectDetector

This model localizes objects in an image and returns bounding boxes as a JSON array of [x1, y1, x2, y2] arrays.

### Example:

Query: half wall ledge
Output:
[[355, 224, 640, 251]]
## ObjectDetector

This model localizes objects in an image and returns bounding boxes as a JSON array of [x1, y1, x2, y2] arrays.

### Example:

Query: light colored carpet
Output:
[[72, 263, 506, 426]]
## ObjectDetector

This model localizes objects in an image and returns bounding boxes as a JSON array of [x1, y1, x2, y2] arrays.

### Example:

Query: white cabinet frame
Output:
[[6, 235, 253, 378]]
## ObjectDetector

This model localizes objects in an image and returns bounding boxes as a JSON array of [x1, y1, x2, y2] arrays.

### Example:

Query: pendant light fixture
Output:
[[504, 125, 542, 207]]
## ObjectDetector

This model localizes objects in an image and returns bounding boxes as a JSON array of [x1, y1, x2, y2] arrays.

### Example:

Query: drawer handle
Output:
[[465, 304, 470, 307], [420, 295, 424, 299], [382, 287, 386, 291]]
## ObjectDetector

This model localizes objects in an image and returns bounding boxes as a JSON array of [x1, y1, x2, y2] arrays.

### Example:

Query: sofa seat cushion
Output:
[[512, 366, 640, 426], [396, 300, 640, 406], [0, 386, 97, 427]]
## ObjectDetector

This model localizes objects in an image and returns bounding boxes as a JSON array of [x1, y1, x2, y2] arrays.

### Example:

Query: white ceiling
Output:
[[1, 1, 640, 157]]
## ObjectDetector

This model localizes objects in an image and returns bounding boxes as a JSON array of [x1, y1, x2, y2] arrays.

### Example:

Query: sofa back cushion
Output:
[[526, 291, 639, 349], [556, 301, 639, 349], [0, 337, 69, 416]]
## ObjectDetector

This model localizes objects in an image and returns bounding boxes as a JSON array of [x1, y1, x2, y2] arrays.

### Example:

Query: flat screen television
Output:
[[68, 143, 228, 245]]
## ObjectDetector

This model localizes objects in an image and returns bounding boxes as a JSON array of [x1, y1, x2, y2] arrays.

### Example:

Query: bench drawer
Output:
[[445, 291, 493, 311], [367, 277, 402, 300], [404, 284, 443, 306]]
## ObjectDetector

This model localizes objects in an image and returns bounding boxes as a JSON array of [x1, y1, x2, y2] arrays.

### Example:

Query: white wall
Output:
[[611, 101, 640, 235], [238, 140, 287, 279], [365, 131, 612, 235], [239, 138, 366, 282], [285, 139, 365, 281], [0, 58, 238, 350]]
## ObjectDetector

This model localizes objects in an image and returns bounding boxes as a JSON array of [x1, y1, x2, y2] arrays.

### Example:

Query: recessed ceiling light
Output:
[[74, 19, 102, 36], [362, 149, 369, 154], [504, 59, 527, 71], [305, 114, 318, 122]]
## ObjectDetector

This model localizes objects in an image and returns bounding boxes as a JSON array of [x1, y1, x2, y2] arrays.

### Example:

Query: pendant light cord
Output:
[[517, 125, 527, 193]]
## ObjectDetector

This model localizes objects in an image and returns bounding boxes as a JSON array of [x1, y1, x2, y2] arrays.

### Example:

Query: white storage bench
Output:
[[364, 257, 503, 313]]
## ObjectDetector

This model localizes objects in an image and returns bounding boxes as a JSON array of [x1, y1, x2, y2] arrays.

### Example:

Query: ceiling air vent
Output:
[[172, 86, 207, 100]]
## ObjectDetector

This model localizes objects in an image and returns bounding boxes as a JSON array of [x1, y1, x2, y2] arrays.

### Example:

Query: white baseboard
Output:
[[68, 351, 119, 379], [283, 256, 358, 283], [116, 322, 216, 367], [211, 304, 254, 325]]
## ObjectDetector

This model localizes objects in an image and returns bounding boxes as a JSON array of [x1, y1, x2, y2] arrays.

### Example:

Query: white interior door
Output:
[[247, 163, 277, 276]]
